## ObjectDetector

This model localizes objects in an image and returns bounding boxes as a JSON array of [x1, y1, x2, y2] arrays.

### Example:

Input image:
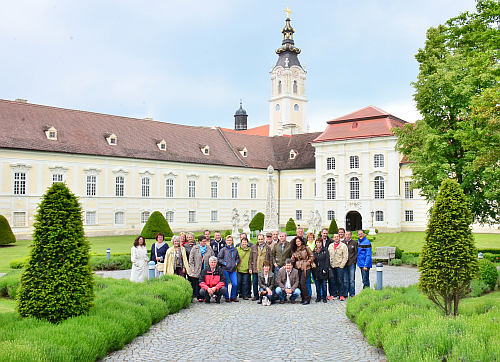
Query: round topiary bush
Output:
[[224, 230, 232, 238], [249, 212, 264, 232], [478, 259, 498, 290], [285, 218, 297, 235], [0, 214, 16, 245], [141, 211, 173, 239], [328, 218, 339, 235], [17, 183, 94, 323]]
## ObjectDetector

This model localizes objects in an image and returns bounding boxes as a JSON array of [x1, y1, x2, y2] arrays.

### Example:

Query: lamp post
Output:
[[370, 210, 374, 228], [369, 210, 376, 236]]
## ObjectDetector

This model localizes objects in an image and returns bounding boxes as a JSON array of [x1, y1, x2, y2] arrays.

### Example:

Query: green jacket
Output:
[[236, 245, 252, 273]]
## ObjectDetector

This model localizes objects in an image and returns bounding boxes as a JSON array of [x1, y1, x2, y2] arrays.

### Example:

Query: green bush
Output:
[[90, 255, 132, 271], [482, 252, 500, 263], [0, 214, 16, 245], [477, 248, 500, 255], [17, 183, 95, 323], [394, 247, 403, 259], [0, 270, 23, 298], [224, 230, 231, 237], [0, 273, 192, 362], [249, 212, 264, 232], [141, 211, 173, 239], [470, 279, 490, 297], [478, 259, 498, 290], [9, 257, 29, 269], [390, 259, 402, 266], [285, 218, 297, 235], [328, 218, 339, 235]]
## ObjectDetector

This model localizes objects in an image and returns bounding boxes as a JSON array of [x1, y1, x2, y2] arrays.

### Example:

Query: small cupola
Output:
[[234, 100, 248, 131]]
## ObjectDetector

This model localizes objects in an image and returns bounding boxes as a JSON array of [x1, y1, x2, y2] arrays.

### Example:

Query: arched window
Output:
[[350, 177, 359, 199], [327, 178, 336, 200], [278, 81, 282, 94], [293, 104, 299, 111], [275, 104, 280, 111], [374, 154, 385, 168], [293, 80, 297, 94], [375, 211, 383, 222], [327, 157, 335, 170], [374, 176, 385, 199]]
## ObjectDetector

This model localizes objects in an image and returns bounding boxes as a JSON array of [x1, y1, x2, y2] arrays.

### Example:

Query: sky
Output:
[[0, 1, 478, 133]]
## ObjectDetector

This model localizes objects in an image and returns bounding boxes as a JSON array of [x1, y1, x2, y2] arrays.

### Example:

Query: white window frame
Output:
[[166, 211, 174, 223], [231, 182, 238, 199], [141, 211, 150, 224], [85, 211, 97, 225], [327, 178, 336, 200], [86, 175, 97, 196], [12, 211, 27, 227], [13, 172, 27, 195], [327, 157, 336, 170], [405, 181, 413, 199], [188, 210, 196, 223], [405, 210, 414, 222], [114, 211, 125, 225], [296, 210, 302, 221], [52, 174, 64, 184], [374, 154, 385, 168], [327, 210, 335, 221], [250, 183, 257, 199], [349, 155, 360, 169], [295, 183, 303, 199], [375, 211, 384, 222], [142, 177, 150, 197], [350, 177, 360, 199], [188, 180, 196, 198], [115, 176, 125, 197], [165, 178, 174, 198], [374, 176, 385, 199], [251, 210, 257, 219], [211, 210, 218, 222]]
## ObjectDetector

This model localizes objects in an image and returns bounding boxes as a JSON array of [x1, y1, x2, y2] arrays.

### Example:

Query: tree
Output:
[[418, 179, 478, 316], [285, 218, 297, 235], [393, 0, 500, 225], [141, 211, 173, 239], [0, 214, 16, 245], [328, 218, 339, 235], [17, 183, 94, 323], [249, 212, 265, 232]]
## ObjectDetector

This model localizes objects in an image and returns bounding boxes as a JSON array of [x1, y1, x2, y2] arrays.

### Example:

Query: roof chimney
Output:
[[15, 99, 27, 103]]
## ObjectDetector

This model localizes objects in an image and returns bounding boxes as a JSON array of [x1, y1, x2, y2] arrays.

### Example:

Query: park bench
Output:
[[372, 246, 396, 264]]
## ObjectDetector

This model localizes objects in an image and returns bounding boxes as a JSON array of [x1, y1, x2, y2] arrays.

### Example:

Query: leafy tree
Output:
[[17, 183, 94, 323], [418, 179, 478, 316], [393, 0, 500, 224], [328, 218, 338, 235], [285, 218, 297, 235], [0, 214, 16, 245], [141, 211, 173, 239], [249, 212, 265, 232]]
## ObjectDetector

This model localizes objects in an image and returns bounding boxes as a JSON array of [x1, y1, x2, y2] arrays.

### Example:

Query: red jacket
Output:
[[199, 266, 226, 291]]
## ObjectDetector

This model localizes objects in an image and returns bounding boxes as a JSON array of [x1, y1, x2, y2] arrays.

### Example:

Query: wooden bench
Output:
[[372, 247, 396, 264]]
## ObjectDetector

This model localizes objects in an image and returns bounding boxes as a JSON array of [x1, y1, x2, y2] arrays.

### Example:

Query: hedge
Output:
[[141, 211, 173, 239], [0, 271, 192, 362], [0, 214, 16, 245]]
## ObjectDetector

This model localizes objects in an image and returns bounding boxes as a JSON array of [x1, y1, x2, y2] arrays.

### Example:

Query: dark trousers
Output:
[[329, 267, 344, 297], [360, 267, 370, 288], [237, 272, 251, 298], [259, 288, 276, 303], [298, 269, 311, 302], [252, 273, 259, 298], [343, 264, 356, 297], [315, 279, 327, 300], [188, 275, 200, 298], [174, 267, 185, 278], [199, 286, 227, 303]]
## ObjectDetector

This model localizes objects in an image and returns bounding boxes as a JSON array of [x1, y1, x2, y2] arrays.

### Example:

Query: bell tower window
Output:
[[278, 81, 282, 94], [293, 80, 297, 94]]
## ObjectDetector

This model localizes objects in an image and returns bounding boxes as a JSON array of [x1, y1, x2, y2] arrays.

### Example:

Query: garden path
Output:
[[101, 266, 419, 362]]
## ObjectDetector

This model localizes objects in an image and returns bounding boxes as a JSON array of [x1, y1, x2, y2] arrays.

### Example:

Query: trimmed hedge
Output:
[[285, 218, 297, 235], [478, 259, 499, 290], [0, 214, 16, 245], [249, 212, 264, 232], [346, 285, 500, 361], [328, 218, 339, 235], [90, 255, 132, 271], [141, 211, 173, 239], [0, 272, 192, 362]]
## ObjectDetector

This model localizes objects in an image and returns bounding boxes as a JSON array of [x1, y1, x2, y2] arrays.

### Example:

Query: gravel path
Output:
[[102, 266, 419, 362]]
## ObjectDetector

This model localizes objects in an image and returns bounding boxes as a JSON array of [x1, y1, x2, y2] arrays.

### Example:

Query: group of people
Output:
[[130, 227, 373, 306]]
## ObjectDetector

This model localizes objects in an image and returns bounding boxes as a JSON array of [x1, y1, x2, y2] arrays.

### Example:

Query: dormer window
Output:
[[290, 149, 297, 159], [239, 147, 248, 158], [45, 126, 57, 140], [157, 139, 167, 151], [106, 133, 118, 146], [201, 145, 210, 155]]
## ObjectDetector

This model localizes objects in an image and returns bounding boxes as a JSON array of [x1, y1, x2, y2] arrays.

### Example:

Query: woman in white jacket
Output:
[[130, 235, 149, 282]]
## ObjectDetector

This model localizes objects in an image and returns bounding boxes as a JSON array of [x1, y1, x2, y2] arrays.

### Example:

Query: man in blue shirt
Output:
[[357, 230, 372, 289]]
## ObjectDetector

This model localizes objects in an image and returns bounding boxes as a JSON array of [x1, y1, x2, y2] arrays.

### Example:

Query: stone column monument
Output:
[[263, 165, 279, 233]]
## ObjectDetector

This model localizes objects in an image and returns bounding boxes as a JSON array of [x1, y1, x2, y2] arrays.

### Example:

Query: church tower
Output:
[[269, 7, 308, 136]]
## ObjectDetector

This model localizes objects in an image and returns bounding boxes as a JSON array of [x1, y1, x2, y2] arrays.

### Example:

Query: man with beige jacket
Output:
[[328, 234, 348, 301]]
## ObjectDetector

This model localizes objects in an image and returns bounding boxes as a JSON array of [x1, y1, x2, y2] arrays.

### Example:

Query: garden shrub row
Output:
[[9, 254, 136, 271], [0, 272, 192, 362], [346, 285, 500, 362]]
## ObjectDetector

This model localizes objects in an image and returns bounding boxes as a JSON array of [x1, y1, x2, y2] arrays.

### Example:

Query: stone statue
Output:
[[306, 210, 316, 235], [314, 210, 322, 235], [263, 165, 279, 232], [242, 211, 251, 236], [231, 208, 240, 245]]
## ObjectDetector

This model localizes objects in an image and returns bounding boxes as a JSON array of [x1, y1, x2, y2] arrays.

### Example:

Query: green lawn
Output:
[[0, 298, 15, 314], [0, 232, 498, 273]]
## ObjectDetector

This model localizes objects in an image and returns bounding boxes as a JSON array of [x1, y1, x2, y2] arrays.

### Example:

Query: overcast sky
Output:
[[0, 1, 477, 132]]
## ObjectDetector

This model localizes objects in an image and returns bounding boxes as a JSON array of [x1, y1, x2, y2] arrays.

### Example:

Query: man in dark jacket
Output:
[[342, 231, 358, 297], [249, 234, 273, 301], [258, 261, 276, 304], [210, 230, 226, 258], [272, 232, 292, 281], [199, 256, 227, 304], [357, 230, 372, 289], [275, 260, 301, 304], [218, 235, 240, 302]]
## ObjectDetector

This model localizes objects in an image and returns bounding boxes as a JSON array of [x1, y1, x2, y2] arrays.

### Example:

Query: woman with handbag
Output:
[[150, 233, 169, 278], [290, 236, 314, 305], [164, 235, 189, 277], [236, 237, 252, 300], [130, 235, 149, 282], [305, 231, 316, 297], [312, 237, 330, 303]]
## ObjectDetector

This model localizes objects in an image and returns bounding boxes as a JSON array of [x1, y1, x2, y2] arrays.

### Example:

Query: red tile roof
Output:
[[312, 105, 407, 143], [220, 124, 270, 137]]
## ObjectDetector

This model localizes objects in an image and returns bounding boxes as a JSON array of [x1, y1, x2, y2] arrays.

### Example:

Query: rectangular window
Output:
[[188, 211, 196, 223], [165, 179, 174, 198], [86, 175, 96, 196], [327, 210, 335, 221], [250, 183, 257, 199], [375, 211, 384, 222], [13, 212, 26, 227], [211, 181, 218, 198], [14, 172, 26, 195], [188, 180, 196, 198], [251, 210, 257, 219], [115, 176, 124, 197], [211, 210, 218, 222], [405, 181, 413, 199], [295, 184, 303, 199], [231, 182, 238, 199], [349, 155, 359, 169], [296, 210, 302, 221], [374, 154, 385, 168], [114, 212, 124, 224], [166, 211, 174, 223], [52, 174, 64, 184], [85, 211, 96, 225], [141, 211, 150, 224], [314, 182, 316, 197], [405, 210, 414, 222], [327, 157, 336, 170], [142, 178, 150, 197]]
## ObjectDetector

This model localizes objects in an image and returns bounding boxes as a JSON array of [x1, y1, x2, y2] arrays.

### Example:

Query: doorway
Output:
[[345, 211, 362, 232]]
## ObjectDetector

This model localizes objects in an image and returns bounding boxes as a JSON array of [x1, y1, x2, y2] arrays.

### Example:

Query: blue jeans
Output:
[[259, 287, 276, 303], [252, 273, 259, 298], [360, 267, 370, 289], [329, 267, 344, 297], [274, 266, 282, 282], [343, 264, 356, 297], [237, 272, 251, 298], [306, 271, 313, 296], [275, 287, 301, 301], [223, 270, 238, 299], [315, 279, 327, 299]]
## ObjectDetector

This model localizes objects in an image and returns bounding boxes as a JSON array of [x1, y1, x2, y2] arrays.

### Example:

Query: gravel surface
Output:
[[102, 266, 420, 362]]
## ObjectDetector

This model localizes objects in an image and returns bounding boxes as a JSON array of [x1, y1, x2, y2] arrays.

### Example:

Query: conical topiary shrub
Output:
[[0, 214, 16, 245], [17, 183, 94, 323], [285, 217, 297, 235], [418, 178, 478, 316], [141, 211, 173, 239], [249, 212, 264, 232], [328, 218, 339, 235]]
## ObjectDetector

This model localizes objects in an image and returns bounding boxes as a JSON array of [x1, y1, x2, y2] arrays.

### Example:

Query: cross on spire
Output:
[[284, 5, 292, 19]]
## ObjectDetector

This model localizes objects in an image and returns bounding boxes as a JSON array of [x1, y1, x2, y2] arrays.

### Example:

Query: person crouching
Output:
[[258, 260, 275, 305], [199, 256, 227, 304]]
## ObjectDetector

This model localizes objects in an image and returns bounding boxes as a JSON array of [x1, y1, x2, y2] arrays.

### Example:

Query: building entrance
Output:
[[345, 211, 362, 232]]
